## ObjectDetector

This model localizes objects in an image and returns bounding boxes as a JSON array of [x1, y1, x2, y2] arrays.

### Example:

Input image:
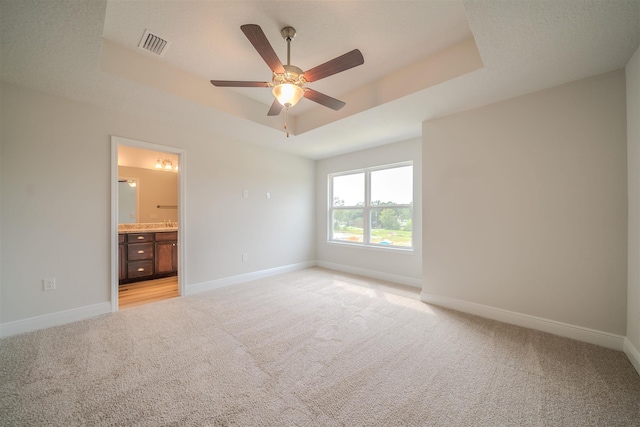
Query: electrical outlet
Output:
[[242, 189, 249, 198], [242, 253, 248, 262], [43, 278, 56, 291]]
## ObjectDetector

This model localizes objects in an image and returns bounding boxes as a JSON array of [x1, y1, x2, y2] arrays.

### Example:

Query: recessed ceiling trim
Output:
[[296, 37, 484, 135], [138, 29, 170, 57], [100, 40, 292, 134]]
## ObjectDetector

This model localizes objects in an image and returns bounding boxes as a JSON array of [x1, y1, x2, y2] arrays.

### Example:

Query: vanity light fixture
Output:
[[127, 180, 137, 188], [154, 157, 178, 171]]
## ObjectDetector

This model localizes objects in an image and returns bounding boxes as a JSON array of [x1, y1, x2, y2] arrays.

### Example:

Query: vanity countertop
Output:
[[118, 223, 178, 234]]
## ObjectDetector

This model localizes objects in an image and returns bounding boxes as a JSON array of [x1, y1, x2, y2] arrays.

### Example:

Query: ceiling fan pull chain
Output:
[[284, 107, 289, 138]]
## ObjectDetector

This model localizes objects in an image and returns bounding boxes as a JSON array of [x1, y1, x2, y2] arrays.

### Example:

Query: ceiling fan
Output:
[[210, 24, 364, 118]]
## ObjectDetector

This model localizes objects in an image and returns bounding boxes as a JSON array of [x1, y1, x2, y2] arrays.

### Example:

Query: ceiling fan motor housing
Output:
[[280, 27, 296, 42], [273, 65, 306, 87]]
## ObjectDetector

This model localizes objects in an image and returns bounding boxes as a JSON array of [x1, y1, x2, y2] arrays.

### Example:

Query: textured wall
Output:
[[0, 82, 315, 324], [627, 45, 640, 354], [422, 70, 627, 334]]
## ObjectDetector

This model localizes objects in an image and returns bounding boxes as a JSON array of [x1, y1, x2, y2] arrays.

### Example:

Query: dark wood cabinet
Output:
[[119, 231, 177, 285], [118, 234, 127, 281], [155, 231, 178, 276], [128, 233, 154, 243], [127, 260, 154, 280]]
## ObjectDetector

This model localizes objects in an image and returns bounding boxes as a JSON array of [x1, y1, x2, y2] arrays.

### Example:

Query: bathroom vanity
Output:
[[118, 225, 178, 285]]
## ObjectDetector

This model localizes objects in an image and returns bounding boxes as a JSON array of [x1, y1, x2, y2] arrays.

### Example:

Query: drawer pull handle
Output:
[[137, 268, 145, 272], [137, 236, 144, 240], [137, 250, 144, 254]]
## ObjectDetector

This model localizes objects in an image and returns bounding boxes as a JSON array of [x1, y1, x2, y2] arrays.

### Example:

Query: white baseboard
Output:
[[316, 261, 422, 289], [186, 261, 317, 295], [420, 292, 625, 351], [0, 302, 112, 339], [623, 338, 640, 376]]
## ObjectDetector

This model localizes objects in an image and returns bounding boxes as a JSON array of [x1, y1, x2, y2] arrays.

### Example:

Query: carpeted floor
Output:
[[1, 267, 639, 426]]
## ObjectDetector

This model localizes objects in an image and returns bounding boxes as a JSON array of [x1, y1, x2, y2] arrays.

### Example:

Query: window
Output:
[[329, 163, 413, 248]]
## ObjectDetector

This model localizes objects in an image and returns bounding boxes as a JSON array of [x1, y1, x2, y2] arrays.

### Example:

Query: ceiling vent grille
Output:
[[138, 29, 170, 56]]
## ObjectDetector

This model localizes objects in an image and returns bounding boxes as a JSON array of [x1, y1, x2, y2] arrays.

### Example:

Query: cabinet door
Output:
[[155, 240, 177, 275], [118, 244, 127, 281], [172, 242, 178, 271]]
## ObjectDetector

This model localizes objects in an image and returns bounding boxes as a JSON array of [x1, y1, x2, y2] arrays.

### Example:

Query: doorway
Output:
[[111, 136, 186, 311]]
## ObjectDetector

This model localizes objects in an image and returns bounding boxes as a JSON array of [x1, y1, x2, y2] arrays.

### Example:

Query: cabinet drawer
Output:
[[127, 260, 154, 279], [128, 233, 154, 243], [128, 242, 154, 260], [156, 231, 177, 241]]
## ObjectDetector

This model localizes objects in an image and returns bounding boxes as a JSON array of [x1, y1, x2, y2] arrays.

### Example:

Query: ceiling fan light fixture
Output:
[[210, 24, 364, 124], [272, 83, 304, 108]]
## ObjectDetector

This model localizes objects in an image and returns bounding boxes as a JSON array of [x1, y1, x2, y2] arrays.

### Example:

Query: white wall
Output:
[[0, 82, 315, 327], [315, 139, 422, 287], [626, 45, 640, 370], [422, 70, 628, 336]]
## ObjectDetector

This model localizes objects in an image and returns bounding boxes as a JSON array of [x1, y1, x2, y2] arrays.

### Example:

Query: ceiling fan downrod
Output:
[[280, 26, 297, 137], [280, 27, 296, 66]]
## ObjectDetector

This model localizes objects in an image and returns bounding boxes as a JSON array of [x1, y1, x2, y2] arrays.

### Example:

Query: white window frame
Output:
[[328, 161, 413, 250]]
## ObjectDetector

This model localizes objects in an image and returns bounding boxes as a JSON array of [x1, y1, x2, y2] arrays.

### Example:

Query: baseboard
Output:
[[624, 338, 640, 376], [316, 261, 422, 289], [0, 302, 112, 339], [420, 292, 625, 351], [185, 261, 317, 295]]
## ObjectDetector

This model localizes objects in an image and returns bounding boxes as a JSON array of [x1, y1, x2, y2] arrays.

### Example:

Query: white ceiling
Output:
[[1, 0, 638, 159]]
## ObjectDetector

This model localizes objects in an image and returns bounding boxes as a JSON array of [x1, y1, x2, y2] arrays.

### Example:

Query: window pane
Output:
[[332, 173, 364, 207], [371, 166, 412, 205], [332, 209, 364, 242], [370, 207, 412, 247]]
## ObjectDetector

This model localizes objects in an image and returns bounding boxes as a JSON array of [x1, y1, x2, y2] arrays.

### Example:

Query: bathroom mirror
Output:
[[118, 166, 178, 223], [118, 178, 139, 223]]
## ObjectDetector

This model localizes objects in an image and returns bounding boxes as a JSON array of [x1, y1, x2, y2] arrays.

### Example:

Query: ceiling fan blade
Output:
[[210, 80, 271, 88], [267, 99, 283, 116], [304, 89, 346, 111], [240, 24, 285, 74], [303, 49, 364, 82]]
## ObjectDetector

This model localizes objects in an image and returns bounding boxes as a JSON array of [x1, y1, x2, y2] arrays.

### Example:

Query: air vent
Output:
[[138, 29, 170, 56]]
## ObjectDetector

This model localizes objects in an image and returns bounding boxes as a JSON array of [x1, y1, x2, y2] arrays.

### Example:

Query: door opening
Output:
[[111, 136, 186, 311]]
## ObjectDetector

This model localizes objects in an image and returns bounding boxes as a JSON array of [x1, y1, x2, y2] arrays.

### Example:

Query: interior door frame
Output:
[[110, 136, 187, 312]]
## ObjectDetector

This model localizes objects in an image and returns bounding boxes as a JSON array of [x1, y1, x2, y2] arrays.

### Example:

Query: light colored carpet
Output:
[[1, 267, 639, 426]]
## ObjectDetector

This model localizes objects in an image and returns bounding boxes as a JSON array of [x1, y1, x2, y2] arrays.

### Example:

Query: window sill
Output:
[[326, 240, 415, 254]]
